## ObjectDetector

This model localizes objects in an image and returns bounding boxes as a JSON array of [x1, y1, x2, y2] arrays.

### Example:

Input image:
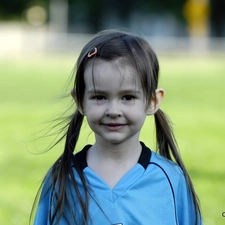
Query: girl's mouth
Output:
[[103, 123, 126, 131]]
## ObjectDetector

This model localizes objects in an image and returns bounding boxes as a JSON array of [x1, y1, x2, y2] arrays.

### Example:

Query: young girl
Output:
[[32, 30, 202, 225]]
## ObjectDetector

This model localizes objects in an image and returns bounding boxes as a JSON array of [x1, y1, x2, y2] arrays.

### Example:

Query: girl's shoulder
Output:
[[149, 150, 185, 185], [150, 150, 181, 168], [140, 142, 186, 186]]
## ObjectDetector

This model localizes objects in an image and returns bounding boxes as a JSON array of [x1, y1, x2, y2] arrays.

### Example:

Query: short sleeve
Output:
[[175, 172, 203, 225], [33, 178, 51, 225]]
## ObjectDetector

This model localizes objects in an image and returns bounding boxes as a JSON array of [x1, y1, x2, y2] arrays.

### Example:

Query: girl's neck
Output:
[[92, 138, 142, 162], [86, 139, 142, 189]]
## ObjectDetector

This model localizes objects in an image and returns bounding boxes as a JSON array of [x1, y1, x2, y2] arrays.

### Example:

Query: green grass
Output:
[[0, 53, 225, 225]]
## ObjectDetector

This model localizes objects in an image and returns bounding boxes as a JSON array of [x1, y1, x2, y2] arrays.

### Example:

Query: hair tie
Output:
[[88, 47, 97, 58]]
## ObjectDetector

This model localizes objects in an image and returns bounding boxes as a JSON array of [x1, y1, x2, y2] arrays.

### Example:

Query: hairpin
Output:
[[88, 47, 97, 58]]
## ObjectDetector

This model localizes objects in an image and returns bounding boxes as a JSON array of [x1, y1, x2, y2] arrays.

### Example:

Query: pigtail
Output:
[[154, 109, 201, 225], [154, 109, 179, 161], [47, 110, 89, 224]]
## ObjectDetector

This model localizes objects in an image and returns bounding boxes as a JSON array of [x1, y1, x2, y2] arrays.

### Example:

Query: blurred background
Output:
[[0, 0, 225, 54], [0, 0, 225, 225]]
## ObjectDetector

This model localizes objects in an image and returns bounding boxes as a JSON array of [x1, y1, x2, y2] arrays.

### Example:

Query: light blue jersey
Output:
[[34, 142, 202, 225]]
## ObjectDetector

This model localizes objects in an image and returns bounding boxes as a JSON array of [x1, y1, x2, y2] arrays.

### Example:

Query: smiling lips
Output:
[[102, 123, 127, 131]]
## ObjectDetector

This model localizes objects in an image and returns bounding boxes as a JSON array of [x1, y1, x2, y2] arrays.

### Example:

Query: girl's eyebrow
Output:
[[120, 89, 142, 94]]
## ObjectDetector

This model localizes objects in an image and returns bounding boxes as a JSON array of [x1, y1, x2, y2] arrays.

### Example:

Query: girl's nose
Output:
[[105, 101, 122, 117]]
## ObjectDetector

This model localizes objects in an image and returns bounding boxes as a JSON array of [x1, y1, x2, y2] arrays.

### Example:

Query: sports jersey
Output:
[[34, 142, 202, 225]]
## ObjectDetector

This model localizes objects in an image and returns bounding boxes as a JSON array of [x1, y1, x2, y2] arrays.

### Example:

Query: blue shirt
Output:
[[34, 142, 202, 225]]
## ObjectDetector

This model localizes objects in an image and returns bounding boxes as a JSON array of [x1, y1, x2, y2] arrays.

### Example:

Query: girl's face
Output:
[[82, 58, 152, 146]]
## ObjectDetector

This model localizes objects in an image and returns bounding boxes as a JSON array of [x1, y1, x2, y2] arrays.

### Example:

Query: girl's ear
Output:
[[71, 89, 85, 115], [147, 88, 165, 115]]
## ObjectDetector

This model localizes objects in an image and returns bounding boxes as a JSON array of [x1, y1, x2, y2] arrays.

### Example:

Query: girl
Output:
[[32, 30, 203, 225]]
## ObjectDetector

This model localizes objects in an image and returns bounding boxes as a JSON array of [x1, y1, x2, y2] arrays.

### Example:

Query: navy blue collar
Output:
[[74, 142, 151, 171]]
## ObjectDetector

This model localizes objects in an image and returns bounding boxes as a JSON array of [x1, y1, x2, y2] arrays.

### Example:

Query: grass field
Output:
[[0, 52, 225, 225]]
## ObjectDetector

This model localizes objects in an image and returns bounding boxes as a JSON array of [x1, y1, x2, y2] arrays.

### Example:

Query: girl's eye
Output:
[[122, 95, 135, 101], [93, 95, 106, 100]]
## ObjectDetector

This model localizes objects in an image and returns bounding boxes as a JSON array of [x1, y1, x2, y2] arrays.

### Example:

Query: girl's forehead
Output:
[[84, 58, 138, 84]]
